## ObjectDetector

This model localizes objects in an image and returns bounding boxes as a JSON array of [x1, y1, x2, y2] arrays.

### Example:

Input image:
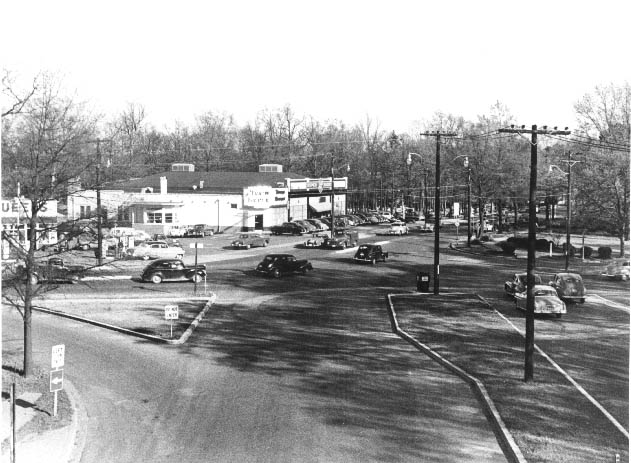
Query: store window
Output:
[[147, 211, 162, 223]]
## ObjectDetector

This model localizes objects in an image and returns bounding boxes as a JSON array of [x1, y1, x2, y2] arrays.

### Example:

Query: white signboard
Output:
[[1, 198, 58, 219], [189, 243, 204, 249], [243, 186, 288, 208], [51, 344, 65, 369], [164, 304, 179, 320]]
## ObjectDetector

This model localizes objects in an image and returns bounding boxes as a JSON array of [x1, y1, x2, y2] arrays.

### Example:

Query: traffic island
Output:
[[31, 294, 217, 344], [386, 292, 628, 463]]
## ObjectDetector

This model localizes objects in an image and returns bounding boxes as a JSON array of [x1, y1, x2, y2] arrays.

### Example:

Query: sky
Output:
[[3, 0, 630, 134]]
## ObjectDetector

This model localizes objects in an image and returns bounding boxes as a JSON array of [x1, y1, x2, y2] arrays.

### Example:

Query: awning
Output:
[[309, 202, 331, 213]]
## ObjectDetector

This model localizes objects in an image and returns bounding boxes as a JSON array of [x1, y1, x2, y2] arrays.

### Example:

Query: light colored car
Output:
[[602, 260, 629, 281], [388, 222, 409, 235], [504, 272, 543, 298], [514, 285, 567, 318], [126, 240, 185, 260], [231, 232, 270, 249]]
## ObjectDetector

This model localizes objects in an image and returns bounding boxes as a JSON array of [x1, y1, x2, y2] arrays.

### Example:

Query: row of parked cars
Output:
[[504, 272, 588, 318]]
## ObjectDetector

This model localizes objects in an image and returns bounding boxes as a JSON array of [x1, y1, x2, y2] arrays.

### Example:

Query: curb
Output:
[[32, 293, 217, 345], [385, 292, 527, 463], [64, 379, 87, 463]]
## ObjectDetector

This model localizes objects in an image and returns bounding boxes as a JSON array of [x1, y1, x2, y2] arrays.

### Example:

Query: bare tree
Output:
[[1, 69, 38, 117], [1, 72, 97, 377]]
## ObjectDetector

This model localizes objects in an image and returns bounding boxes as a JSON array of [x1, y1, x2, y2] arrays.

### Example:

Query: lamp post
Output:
[[453, 155, 473, 247], [549, 151, 581, 271]]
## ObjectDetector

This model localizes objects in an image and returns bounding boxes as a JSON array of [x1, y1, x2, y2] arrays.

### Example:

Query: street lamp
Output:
[[452, 155, 472, 247], [549, 152, 581, 271]]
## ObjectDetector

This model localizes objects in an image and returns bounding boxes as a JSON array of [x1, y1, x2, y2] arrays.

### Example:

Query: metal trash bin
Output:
[[416, 271, 430, 292]]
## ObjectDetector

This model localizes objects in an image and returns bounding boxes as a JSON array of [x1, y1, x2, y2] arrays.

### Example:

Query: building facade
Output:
[[66, 164, 347, 234]]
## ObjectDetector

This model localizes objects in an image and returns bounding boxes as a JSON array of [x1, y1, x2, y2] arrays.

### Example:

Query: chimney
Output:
[[160, 176, 167, 194]]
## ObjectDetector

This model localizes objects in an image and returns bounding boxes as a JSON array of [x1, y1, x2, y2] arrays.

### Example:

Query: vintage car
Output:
[[353, 244, 388, 264], [231, 232, 270, 249], [270, 222, 306, 235], [388, 221, 409, 235], [126, 240, 185, 260], [255, 254, 313, 278], [185, 224, 215, 237], [602, 260, 630, 281], [504, 272, 543, 298], [320, 231, 359, 249], [514, 285, 567, 317], [140, 259, 206, 284], [17, 257, 85, 284], [548, 272, 586, 303]]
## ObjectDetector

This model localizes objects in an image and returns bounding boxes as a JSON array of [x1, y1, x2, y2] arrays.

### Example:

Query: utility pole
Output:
[[549, 151, 581, 271], [96, 139, 103, 266], [420, 131, 458, 295], [466, 158, 472, 247], [498, 125, 571, 382]]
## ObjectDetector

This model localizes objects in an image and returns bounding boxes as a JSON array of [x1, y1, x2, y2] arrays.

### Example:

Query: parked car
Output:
[[353, 244, 389, 264], [320, 230, 359, 249], [270, 222, 306, 235], [231, 232, 270, 249], [292, 220, 317, 233], [151, 235, 182, 247], [185, 224, 215, 237], [255, 254, 313, 278], [514, 285, 567, 317], [166, 225, 188, 237], [548, 273, 586, 303], [126, 240, 185, 260], [602, 260, 630, 281], [17, 257, 85, 284], [306, 219, 329, 232], [140, 259, 206, 284], [388, 221, 409, 235], [504, 272, 543, 298]]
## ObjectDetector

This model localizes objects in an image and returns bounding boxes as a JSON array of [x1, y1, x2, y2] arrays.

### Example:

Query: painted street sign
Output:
[[50, 369, 64, 392], [51, 344, 65, 369], [164, 304, 179, 320]]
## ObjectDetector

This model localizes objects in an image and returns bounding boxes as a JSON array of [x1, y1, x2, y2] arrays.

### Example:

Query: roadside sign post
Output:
[[164, 304, 179, 338], [50, 344, 65, 416]]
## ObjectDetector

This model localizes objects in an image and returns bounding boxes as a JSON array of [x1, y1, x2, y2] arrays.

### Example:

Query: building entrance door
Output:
[[254, 214, 263, 230]]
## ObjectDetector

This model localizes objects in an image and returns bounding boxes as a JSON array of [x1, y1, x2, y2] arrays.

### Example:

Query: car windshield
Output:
[[261, 256, 277, 264], [535, 289, 557, 297], [358, 245, 370, 251]]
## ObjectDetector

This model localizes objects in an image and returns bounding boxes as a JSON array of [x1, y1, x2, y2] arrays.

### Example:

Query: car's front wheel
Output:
[[272, 268, 281, 278], [371, 257, 377, 265], [151, 274, 163, 284], [192, 273, 203, 283]]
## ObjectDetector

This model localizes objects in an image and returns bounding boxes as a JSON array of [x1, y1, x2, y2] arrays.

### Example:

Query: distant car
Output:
[[255, 254, 313, 278], [126, 240, 185, 260], [166, 225, 187, 237], [514, 285, 567, 317], [140, 259, 206, 284], [270, 222, 306, 235], [292, 220, 317, 233], [306, 219, 329, 232], [231, 232, 270, 249], [321, 231, 359, 249], [548, 273, 586, 303], [17, 257, 85, 284], [504, 272, 543, 298], [353, 244, 388, 265], [388, 221, 409, 235], [602, 260, 630, 281], [185, 224, 215, 237]]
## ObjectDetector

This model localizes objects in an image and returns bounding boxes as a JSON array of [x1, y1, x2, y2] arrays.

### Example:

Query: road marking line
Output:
[[588, 294, 630, 312], [486, 300, 629, 439]]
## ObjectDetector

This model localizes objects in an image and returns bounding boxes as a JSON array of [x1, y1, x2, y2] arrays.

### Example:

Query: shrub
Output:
[[579, 246, 593, 258], [536, 238, 551, 251], [598, 246, 612, 259], [499, 241, 516, 255]]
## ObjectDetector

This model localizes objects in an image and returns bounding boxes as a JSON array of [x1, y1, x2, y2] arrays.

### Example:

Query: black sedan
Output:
[[255, 254, 313, 278], [140, 259, 206, 284], [270, 222, 306, 235]]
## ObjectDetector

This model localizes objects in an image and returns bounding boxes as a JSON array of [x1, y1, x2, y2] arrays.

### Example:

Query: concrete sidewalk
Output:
[[1, 380, 83, 463]]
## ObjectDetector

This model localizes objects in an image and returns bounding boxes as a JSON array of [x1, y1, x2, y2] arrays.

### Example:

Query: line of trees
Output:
[[1, 71, 629, 376]]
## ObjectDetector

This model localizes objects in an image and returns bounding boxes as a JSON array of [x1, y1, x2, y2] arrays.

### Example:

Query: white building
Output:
[[67, 164, 348, 234]]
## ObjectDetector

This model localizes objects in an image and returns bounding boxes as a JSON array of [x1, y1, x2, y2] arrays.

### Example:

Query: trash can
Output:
[[416, 271, 430, 292]]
